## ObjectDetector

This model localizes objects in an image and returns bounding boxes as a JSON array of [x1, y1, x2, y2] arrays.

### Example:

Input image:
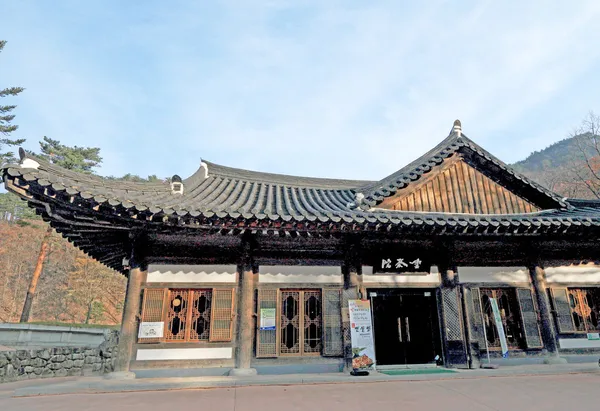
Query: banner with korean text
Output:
[[490, 298, 509, 358], [348, 299, 376, 371]]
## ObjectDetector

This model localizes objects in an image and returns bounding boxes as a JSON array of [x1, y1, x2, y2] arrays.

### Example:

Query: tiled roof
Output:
[[1, 131, 598, 228], [5, 130, 600, 274]]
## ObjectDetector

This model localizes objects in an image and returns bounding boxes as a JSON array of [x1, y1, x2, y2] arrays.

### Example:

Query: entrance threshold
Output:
[[376, 363, 438, 371]]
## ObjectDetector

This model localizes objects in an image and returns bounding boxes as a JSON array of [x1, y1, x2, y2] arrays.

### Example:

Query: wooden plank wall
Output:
[[379, 158, 539, 214]]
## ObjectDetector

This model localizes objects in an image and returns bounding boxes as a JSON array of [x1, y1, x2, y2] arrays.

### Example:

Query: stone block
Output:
[[55, 368, 68, 377], [51, 355, 66, 362], [48, 363, 63, 370], [73, 359, 84, 367], [5, 364, 15, 378], [24, 366, 34, 373], [17, 351, 31, 361], [0, 355, 8, 368], [63, 360, 73, 369], [84, 356, 96, 364], [41, 368, 54, 377], [33, 367, 43, 375], [72, 354, 84, 360], [68, 367, 82, 376], [20, 359, 30, 366], [39, 349, 51, 360], [31, 358, 45, 367]]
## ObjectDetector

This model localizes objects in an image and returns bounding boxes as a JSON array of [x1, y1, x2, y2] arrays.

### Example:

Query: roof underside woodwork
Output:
[[3, 130, 600, 274], [378, 154, 540, 214]]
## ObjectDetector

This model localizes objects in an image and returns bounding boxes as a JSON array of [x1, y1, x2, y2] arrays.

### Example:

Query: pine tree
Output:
[[0, 40, 25, 164]]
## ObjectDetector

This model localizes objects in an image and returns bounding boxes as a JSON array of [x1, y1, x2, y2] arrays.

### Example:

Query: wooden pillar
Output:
[[342, 240, 362, 371], [528, 265, 562, 359], [230, 239, 257, 376], [110, 261, 146, 378]]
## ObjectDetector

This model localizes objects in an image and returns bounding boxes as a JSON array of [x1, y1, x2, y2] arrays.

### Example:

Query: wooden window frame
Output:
[[565, 287, 600, 334], [138, 287, 235, 344], [279, 288, 323, 357]]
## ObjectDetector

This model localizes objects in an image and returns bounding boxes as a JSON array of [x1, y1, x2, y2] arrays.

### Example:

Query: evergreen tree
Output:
[[0, 40, 25, 164]]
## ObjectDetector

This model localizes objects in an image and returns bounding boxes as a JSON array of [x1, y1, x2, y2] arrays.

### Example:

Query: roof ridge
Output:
[[16, 148, 170, 188], [357, 128, 568, 209], [201, 160, 374, 190]]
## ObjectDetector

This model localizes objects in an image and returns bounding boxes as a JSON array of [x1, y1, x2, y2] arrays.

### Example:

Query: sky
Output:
[[2, 0, 600, 183]]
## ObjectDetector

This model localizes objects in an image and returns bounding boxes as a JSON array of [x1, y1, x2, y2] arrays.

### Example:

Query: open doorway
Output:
[[369, 289, 442, 366]]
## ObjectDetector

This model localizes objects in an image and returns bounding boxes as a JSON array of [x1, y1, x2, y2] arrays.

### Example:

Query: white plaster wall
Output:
[[258, 266, 343, 284], [136, 347, 233, 361], [457, 267, 529, 283], [545, 264, 600, 284], [558, 338, 600, 349], [146, 264, 237, 283], [361, 265, 441, 285]]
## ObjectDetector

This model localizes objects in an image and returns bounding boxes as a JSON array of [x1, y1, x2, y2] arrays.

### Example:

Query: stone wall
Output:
[[0, 330, 118, 383]]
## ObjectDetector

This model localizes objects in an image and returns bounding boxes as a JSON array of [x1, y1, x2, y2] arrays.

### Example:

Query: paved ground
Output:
[[1, 363, 600, 411], [1, 371, 600, 411]]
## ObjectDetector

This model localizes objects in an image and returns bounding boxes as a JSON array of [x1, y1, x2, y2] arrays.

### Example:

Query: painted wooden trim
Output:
[[147, 265, 237, 284], [545, 265, 600, 284], [136, 347, 233, 361], [457, 267, 529, 283], [558, 338, 600, 349]]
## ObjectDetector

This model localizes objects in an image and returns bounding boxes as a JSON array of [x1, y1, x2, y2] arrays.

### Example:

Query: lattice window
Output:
[[257, 289, 279, 358], [209, 289, 235, 342], [480, 288, 525, 350], [280, 291, 301, 354], [138, 288, 235, 343], [138, 288, 167, 343], [303, 290, 322, 354], [567, 288, 600, 333], [189, 290, 212, 341], [441, 288, 463, 341], [516, 288, 543, 349], [165, 289, 191, 341], [322, 289, 343, 357], [280, 289, 322, 356]]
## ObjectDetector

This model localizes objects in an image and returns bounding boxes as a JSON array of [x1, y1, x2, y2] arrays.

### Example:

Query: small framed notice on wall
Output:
[[138, 322, 164, 339]]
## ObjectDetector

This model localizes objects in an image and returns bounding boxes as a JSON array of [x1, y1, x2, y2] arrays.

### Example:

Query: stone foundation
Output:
[[0, 330, 118, 383]]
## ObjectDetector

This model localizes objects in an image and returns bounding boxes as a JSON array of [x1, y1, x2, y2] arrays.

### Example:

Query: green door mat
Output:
[[379, 368, 457, 376]]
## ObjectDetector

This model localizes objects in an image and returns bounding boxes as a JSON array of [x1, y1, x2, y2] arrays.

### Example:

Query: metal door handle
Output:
[[405, 317, 410, 342], [397, 317, 402, 342]]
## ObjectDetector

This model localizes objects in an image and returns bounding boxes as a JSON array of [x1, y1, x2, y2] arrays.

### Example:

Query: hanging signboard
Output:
[[490, 298, 509, 358], [348, 300, 376, 371], [587, 332, 600, 340], [373, 255, 431, 274], [138, 322, 164, 339], [259, 308, 276, 331]]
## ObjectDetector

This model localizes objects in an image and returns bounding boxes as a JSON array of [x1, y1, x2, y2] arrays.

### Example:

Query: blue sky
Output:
[[2, 0, 600, 183]]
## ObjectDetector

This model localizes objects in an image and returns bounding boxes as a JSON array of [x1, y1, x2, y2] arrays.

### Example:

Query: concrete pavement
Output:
[[1, 368, 600, 411], [1, 361, 598, 398]]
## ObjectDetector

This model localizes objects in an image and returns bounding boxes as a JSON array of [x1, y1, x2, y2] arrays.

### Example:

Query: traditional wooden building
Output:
[[3, 120, 600, 376]]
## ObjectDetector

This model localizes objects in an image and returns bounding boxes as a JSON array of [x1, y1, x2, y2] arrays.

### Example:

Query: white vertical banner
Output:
[[490, 298, 509, 358], [348, 299, 376, 371]]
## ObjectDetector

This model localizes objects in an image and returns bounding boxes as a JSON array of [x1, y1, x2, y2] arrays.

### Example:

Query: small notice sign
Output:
[[348, 300, 376, 371], [260, 308, 276, 330], [138, 322, 164, 339], [587, 333, 600, 340]]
